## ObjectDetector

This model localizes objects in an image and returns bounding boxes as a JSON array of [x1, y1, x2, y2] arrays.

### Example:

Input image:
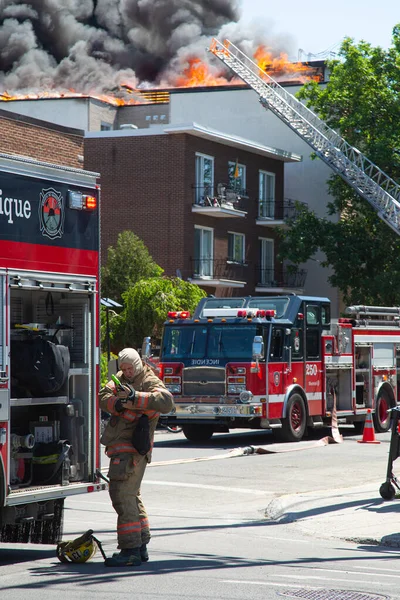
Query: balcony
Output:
[[192, 184, 247, 218], [190, 258, 247, 288], [256, 198, 307, 227], [255, 266, 307, 293]]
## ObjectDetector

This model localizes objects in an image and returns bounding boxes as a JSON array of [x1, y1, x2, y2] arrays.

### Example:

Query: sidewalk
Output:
[[265, 480, 400, 548]]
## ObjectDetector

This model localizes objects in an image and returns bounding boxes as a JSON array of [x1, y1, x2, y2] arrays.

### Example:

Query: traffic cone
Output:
[[357, 409, 380, 444]]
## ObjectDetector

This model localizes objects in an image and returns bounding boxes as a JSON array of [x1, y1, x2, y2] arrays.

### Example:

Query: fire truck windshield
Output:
[[162, 324, 265, 361]]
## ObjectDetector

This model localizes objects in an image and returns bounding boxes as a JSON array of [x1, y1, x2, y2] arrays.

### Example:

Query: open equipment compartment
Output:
[[9, 278, 96, 489]]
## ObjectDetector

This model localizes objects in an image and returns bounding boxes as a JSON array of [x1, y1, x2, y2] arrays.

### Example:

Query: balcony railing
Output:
[[256, 267, 307, 289], [258, 198, 307, 221], [193, 184, 247, 212], [191, 257, 248, 282]]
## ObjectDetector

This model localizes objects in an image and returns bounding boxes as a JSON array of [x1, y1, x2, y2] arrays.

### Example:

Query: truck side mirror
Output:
[[252, 335, 264, 359], [141, 336, 151, 359]]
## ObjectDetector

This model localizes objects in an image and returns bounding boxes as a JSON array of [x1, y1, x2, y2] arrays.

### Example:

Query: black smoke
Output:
[[0, 0, 243, 95]]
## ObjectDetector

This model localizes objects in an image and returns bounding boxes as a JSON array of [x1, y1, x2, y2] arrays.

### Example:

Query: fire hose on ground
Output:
[[99, 395, 343, 476]]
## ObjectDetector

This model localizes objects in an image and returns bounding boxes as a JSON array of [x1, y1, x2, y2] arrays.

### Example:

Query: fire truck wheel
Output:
[[379, 481, 396, 501], [373, 390, 392, 433], [182, 424, 214, 442], [276, 393, 307, 443]]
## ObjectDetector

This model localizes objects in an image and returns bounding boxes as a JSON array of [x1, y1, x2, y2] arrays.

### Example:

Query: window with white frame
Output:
[[259, 170, 275, 218], [228, 161, 246, 193], [194, 226, 213, 277], [228, 232, 245, 264], [259, 237, 274, 285], [195, 153, 214, 205]]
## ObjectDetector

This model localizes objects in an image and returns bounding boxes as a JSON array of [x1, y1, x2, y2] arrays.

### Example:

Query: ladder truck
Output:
[[209, 38, 400, 235]]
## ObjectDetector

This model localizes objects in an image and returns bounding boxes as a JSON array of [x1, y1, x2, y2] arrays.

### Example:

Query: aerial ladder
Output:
[[209, 38, 400, 235]]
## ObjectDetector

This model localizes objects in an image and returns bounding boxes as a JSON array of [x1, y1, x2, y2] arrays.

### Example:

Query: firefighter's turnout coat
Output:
[[99, 364, 174, 549]]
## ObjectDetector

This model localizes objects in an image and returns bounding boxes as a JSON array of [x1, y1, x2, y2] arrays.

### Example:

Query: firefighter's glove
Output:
[[117, 385, 136, 403]]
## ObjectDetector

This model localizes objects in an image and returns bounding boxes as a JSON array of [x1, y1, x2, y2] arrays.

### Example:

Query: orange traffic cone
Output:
[[357, 409, 380, 444]]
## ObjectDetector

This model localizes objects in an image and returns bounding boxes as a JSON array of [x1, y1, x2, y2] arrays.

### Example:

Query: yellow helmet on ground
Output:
[[56, 529, 102, 563]]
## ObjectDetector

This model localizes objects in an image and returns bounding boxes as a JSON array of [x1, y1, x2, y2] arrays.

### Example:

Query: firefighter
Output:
[[99, 347, 174, 567]]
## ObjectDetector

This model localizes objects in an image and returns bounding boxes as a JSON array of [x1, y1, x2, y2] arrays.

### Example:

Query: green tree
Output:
[[111, 277, 207, 350], [101, 230, 164, 303], [279, 26, 400, 306]]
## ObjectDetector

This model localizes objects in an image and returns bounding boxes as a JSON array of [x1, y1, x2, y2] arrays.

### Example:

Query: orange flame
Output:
[[0, 89, 137, 106], [173, 57, 240, 88], [254, 45, 322, 83]]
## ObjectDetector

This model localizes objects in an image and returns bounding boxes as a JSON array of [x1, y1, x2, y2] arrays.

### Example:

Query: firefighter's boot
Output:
[[140, 544, 149, 562], [104, 547, 141, 567]]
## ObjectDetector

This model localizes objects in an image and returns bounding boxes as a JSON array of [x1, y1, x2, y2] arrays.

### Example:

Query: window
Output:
[[270, 328, 284, 360], [259, 170, 275, 218], [195, 153, 214, 204], [228, 232, 245, 264], [259, 238, 274, 286], [228, 161, 246, 193], [100, 122, 112, 131], [321, 304, 330, 326], [194, 226, 213, 277], [306, 305, 320, 325]]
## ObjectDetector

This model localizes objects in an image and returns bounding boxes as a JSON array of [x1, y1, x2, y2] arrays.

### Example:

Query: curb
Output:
[[264, 483, 400, 548]]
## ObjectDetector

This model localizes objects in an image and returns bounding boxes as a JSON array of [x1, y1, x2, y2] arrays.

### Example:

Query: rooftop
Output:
[[86, 121, 302, 163]]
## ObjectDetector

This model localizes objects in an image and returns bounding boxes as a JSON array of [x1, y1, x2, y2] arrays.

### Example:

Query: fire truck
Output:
[[0, 152, 105, 544], [154, 296, 400, 442]]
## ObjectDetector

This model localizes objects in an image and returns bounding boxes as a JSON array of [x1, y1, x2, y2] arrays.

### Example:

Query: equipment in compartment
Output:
[[60, 400, 86, 482], [11, 335, 70, 398]]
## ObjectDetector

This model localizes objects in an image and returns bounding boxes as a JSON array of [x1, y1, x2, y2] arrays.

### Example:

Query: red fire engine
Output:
[[154, 295, 400, 442], [0, 153, 105, 544]]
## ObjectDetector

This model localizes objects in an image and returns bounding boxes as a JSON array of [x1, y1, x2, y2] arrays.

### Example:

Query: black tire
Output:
[[380, 481, 396, 501], [182, 424, 214, 442], [275, 393, 307, 443], [373, 390, 392, 433]]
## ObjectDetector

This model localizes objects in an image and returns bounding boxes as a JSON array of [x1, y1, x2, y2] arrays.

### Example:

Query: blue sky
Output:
[[238, 0, 398, 60]]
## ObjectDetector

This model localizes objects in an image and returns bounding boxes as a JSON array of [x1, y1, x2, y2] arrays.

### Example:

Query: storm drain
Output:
[[279, 590, 389, 600]]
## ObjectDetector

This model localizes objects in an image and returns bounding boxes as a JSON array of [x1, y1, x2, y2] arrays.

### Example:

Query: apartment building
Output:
[[84, 123, 304, 297]]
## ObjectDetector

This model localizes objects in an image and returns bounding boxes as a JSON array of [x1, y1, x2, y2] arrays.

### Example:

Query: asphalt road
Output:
[[1, 426, 400, 600]]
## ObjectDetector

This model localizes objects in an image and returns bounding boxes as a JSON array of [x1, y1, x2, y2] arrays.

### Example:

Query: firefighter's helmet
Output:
[[56, 529, 98, 563]]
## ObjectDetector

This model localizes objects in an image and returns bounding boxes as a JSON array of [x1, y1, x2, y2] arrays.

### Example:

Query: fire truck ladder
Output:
[[209, 38, 400, 235]]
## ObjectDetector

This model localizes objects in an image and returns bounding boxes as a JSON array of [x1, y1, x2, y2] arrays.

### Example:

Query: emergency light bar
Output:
[[68, 190, 97, 210], [167, 311, 191, 319]]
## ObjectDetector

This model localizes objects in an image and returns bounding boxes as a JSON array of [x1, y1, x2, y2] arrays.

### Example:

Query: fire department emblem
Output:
[[39, 188, 64, 240], [274, 371, 280, 387], [294, 337, 300, 353]]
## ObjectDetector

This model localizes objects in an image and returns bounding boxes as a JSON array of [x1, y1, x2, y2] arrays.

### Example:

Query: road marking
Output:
[[145, 479, 269, 495], [223, 577, 397, 589], [222, 580, 321, 588], [274, 573, 395, 587]]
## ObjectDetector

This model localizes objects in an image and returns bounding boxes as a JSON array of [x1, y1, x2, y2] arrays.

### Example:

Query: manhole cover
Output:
[[279, 590, 389, 600]]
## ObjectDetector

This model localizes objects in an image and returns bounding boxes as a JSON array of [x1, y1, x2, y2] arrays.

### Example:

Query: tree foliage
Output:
[[279, 26, 400, 305], [101, 230, 163, 303], [111, 277, 206, 350]]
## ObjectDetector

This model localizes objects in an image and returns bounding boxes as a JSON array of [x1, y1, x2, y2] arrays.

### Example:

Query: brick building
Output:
[[85, 122, 305, 297], [0, 108, 84, 169]]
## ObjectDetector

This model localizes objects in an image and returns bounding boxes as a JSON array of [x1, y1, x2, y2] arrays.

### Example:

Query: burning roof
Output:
[[0, 0, 324, 106]]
